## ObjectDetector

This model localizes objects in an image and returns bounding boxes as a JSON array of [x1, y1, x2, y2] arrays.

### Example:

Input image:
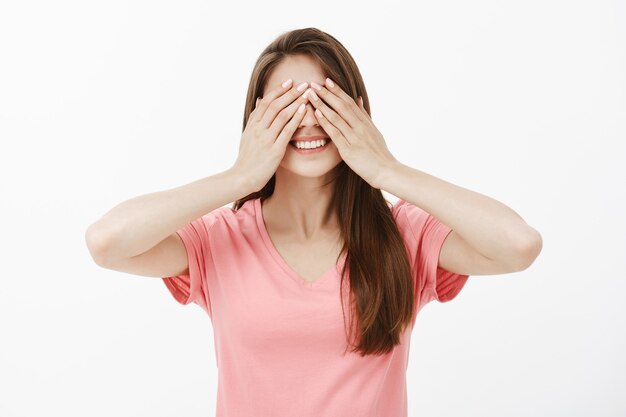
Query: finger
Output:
[[305, 87, 353, 144], [309, 78, 365, 127], [248, 97, 260, 119], [357, 96, 371, 119], [275, 100, 308, 149], [310, 99, 349, 149], [268, 89, 310, 142], [246, 98, 260, 124], [251, 78, 294, 123], [259, 81, 309, 129]]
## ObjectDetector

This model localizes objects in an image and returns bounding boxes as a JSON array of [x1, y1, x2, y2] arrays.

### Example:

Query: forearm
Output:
[[379, 161, 541, 263], [85, 167, 252, 263]]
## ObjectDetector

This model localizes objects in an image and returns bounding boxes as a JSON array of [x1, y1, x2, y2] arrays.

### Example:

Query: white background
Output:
[[1, 0, 624, 416]]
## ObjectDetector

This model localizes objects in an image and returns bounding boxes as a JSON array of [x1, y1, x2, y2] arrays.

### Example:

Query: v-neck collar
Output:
[[253, 197, 347, 289]]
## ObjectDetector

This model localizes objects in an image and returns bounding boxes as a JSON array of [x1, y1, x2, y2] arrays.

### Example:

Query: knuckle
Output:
[[268, 101, 281, 112], [276, 109, 290, 122], [281, 104, 293, 115]]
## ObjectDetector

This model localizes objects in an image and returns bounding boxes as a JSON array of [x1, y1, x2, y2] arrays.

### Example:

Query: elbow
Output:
[[85, 224, 113, 267], [512, 228, 543, 272]]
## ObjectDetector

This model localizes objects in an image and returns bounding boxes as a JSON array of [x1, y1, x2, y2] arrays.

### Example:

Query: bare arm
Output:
[[85, 167, 252, 269], [86, 79, 312, 275]]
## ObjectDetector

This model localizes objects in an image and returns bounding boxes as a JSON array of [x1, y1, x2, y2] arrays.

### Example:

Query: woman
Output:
[[85, 27, 542, 417]]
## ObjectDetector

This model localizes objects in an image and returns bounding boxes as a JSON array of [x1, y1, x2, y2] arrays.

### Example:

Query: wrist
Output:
[[374, 158, 402, 191], [227, 166, 257, 195]]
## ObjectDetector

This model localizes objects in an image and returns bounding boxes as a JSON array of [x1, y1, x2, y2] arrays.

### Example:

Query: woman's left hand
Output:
[[305, 78, 398, 190]]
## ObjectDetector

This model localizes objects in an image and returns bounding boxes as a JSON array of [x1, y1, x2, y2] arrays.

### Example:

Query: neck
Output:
[[263, 168, 339, 241]]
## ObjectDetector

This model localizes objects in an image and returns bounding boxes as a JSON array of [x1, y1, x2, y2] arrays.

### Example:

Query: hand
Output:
[[303, 78, 398, 190], [232, 80, 310, 192]]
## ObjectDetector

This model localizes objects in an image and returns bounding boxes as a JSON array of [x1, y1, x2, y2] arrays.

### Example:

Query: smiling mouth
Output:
[[289, 138, 331, 150]]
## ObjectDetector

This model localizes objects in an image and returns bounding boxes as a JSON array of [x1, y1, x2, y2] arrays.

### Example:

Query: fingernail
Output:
[[311, 82, 322, 91], [315, 109, 324, 118], [325, 78, 334, 88], [298, 103, 306, 114], [296, 82, 308, 92], [282, 79, 292, 88], [308, 88, 319, 101]]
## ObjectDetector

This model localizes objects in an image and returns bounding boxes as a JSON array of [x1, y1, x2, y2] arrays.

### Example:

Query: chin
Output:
[[278, 158, 343, 179], [280, 164, 338, 179]]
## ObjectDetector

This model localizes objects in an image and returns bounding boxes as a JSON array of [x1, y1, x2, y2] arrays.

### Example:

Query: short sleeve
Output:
[[392, 198, 470, 307], [161, 213, 219, 317]]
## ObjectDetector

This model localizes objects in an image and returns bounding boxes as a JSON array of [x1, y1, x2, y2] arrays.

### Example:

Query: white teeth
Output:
[[294, 139, 327, 149]]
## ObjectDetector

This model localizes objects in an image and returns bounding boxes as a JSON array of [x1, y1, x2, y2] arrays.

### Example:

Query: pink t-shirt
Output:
[[162, 196, 470, 417]]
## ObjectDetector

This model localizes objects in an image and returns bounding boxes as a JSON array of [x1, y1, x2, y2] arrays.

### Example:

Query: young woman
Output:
[[86, 27, 542, 417]]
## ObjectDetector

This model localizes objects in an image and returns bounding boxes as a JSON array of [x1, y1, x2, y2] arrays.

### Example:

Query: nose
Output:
[[298, 102, 320, 128]]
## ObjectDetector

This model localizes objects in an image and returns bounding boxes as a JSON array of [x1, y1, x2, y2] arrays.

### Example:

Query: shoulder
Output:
[[390, 198, 428, 217], [202, 199, 257, 236], [390, 198, 430, 236]]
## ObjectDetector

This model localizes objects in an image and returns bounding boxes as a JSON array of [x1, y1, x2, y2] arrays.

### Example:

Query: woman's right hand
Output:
[[232, 80, 311, 192]]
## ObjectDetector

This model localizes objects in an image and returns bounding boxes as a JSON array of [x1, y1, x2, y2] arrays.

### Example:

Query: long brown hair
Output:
[[233, 27, 415, 356]]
